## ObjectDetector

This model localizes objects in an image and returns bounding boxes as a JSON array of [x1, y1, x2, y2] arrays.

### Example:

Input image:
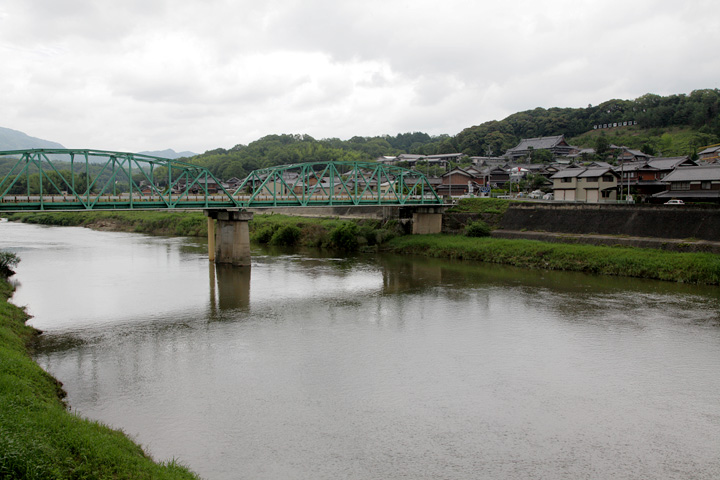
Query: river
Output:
[[2, 220, 720, 480]]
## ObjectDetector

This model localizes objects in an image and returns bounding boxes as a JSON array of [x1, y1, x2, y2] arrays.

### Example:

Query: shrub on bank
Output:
[[329, 222, 359, 251], [252, 224, 277, 244], [465, 220, 491, 237], [5, 212, 401, 251], [0, 251, 19, 278], [249, 214, 399, 251], [270, 225, 302, 246]]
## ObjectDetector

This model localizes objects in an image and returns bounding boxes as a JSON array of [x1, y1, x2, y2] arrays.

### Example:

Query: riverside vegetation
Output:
[[5, 203, 720, 284]]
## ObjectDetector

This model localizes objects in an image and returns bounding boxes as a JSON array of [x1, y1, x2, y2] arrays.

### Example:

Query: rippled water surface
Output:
[[3, 220, 720, 480]]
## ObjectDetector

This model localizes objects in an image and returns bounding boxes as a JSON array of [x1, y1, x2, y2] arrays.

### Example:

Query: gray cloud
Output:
[[1, 0, 718, 153]]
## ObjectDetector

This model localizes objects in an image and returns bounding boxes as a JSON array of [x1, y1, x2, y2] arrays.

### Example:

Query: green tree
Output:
[[640, 143, 656, 156], [595, 134, 610, 158], [0, 251, 19, 277], [531, 149, 553, 163]]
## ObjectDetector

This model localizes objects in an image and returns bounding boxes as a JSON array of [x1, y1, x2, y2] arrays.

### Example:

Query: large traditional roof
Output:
[[507, 135, 567, 153], [646, 156, 694, 170], [662, 165, 720, 182]]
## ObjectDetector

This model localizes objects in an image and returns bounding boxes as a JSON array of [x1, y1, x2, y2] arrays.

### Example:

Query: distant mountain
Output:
[[0, 126, 65, 151], [138, 148, 197, 159]]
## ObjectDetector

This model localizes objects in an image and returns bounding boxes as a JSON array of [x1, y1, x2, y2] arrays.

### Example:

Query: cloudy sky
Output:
[[2, 0, 719, 153]]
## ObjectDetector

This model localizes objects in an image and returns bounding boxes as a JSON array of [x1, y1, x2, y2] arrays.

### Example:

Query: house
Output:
[[396, 154, 425, 167], [174, 177, 219, 194], [615, 156, 697, 198], [403, 175, 442, 192], [550, 167, 583, 202], [577, 167, 620, 203], [471, 157, 508, 169], [652, 165, 720, 203], [436, 167, 484, 197], [698, 145, 720, 163], [567, 148, 595, 162], [375, 156, 399, 165], [243, 171, 301, 196], [223, 177, 243, 192], [488, 167, 510, 188], [424, 153, 465, 166], [550, 166, 619, 203], [504, 135, 574, 161], [615, 147, 651, 163]]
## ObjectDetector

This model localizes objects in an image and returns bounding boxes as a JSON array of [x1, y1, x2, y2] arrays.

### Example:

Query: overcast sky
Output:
[[2, 0, 719, 153]]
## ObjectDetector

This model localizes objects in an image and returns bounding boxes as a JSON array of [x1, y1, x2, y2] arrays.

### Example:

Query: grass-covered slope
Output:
[[385, 235, 720, 284]]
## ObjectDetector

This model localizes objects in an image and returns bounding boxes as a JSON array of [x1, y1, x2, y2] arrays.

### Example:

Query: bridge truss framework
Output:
[[0, 149, 442, 212]]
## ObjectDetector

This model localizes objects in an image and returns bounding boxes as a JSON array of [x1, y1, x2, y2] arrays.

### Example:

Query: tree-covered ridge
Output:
[[190, 132, 437, 180], [187, 89, 720, 179], [453, 89, 720, 157]]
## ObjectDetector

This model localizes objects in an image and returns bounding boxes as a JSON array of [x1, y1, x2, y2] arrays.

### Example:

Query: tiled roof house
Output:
[[505, 135, 574, 160]]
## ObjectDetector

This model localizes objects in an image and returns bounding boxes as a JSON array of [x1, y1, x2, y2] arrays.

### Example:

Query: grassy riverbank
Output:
[[6, 209, 720, 284], [5, 211, 209, 237], [385, 235, 720, 284], [0, 279, 200, 479], [4, 211, 403, 250]]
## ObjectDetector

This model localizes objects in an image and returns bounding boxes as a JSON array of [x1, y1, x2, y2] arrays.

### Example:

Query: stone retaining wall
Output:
[[497, 204, 720, 241]]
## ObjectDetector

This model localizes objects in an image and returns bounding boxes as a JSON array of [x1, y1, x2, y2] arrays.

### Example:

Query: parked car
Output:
[[664, 199, 684, 205], [542, 192, 554, 200], [528, 190, 543, 199]]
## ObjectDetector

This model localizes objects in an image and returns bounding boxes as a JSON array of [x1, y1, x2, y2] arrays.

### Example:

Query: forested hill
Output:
[[191, 89, 720, 179]]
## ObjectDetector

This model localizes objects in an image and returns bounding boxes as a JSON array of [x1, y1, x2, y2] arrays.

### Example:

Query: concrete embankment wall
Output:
[[497, 204, 720, 241], [246, 205, 405, 220]]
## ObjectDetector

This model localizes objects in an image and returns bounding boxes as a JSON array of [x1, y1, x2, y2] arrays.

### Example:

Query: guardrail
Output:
[[1, 193, 440, 210]]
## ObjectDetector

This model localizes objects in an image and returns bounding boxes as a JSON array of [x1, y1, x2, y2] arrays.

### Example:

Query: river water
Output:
[[2, 220, 720, 480]]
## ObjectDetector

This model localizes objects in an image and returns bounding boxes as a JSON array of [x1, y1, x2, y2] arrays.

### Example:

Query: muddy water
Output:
[[3, 221, 720, 480]]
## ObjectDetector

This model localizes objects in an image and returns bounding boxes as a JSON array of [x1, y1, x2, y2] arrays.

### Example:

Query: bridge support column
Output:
[[411, 206, 444, 234], [207, 217, 216, 262], [205, 210, 253, 266]]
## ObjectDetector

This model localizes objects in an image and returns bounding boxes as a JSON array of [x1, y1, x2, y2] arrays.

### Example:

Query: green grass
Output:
[[385, 235, 720, 284], [6, 211, 209, 237], [445, 198, 510, 214], [0, 279, 200, 480], [568, 125, 713, 157]]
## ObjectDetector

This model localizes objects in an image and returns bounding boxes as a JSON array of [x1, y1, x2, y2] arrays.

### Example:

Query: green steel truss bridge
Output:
[[0, 149, 441, 212]]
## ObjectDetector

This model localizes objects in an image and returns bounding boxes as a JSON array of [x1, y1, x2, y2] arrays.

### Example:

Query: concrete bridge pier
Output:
[[409, 206, 445, 234], [204, 209, 253, 266]]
